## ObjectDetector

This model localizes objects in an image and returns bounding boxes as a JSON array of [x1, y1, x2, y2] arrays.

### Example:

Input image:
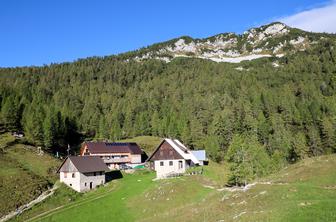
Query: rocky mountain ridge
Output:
[[131, 22, 333, 63]]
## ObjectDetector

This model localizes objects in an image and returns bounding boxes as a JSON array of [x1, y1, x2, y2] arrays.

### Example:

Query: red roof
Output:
[[83, 142, 143, 155]]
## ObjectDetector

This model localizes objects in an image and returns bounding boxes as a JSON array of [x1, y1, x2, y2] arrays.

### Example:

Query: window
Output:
[[178, 161, 183, 169], [169, 161, 173, 166], [100, 171, 103, 176], [70, 184, 72, 187], [94, 172, 96, 176], [160, 161, 164, 166], [84, 148, 90, 155], [169, 150, 173, 156], [85, 182, 87, 187], [160, 151, 163, 156], [64, 172, 67, 178], [72, 173, 75, 178]]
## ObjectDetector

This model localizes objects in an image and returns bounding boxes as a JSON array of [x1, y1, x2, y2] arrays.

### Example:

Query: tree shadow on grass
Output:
[[106, 170, 123, 183]]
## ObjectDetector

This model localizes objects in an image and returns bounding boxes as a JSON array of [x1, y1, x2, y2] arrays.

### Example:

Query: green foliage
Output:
[[0, 95, 21, 130], [319, 117, 336, 154], [290, 132, 309, 161], [226, 134, 272, 186], [23, 103, 44, 146], [209, 110, 234, 153], [43, 108, 58, 148], [268, 114, 292, 159], [98, 117, 109, 139], [0, 34, 335, 165], [203, 135, 222, 162]]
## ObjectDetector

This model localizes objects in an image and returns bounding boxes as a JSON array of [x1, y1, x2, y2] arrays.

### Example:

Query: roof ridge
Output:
[[166, 139, 200, 165], [85, 141, 142, 154], [59, 155, 109, 173]]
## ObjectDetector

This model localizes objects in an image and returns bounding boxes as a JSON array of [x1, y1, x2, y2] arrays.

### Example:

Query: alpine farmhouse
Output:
[[80, 142, 143, 169], [147, 138, 204, 178], [58, 156, 109, 192]]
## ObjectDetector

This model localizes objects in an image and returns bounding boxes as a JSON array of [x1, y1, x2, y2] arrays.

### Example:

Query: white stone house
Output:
[[57, 156, 109, 192], [147, 138, 200, 179]]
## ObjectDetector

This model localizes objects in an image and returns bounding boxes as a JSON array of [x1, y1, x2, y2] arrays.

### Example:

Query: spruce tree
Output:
[[1, 96, 19, 130], [43, 109, 56, 148]]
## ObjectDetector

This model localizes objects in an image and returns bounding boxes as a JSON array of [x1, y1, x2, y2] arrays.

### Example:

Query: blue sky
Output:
[[1, 0, 335, 67]]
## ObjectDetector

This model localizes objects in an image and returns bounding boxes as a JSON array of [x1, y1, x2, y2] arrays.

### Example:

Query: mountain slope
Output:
[[0, 22, 335, 170], [1, 22, 336, 221]]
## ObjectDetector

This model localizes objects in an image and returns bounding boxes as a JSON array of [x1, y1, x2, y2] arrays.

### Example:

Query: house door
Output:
[[90, 182, 93, 190], [178, 160, 183, 169]]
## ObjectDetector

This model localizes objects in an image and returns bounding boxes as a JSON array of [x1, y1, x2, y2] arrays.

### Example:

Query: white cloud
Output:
[[280, 1, 336, 33]]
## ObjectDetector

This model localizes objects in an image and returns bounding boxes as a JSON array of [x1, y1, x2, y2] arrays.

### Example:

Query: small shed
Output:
[[191, 150, 208, 165]]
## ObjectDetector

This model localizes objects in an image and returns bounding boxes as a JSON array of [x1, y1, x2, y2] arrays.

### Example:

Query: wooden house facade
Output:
[[147, 139, 200, 178]]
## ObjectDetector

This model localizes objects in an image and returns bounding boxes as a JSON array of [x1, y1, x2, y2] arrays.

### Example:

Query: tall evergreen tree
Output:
[[98, 117, 109, 139], [1, 96, 20, 130], [226, 134, 271, 186], [43, 109, 57, 148], [23, 104, 44, 146], [319, 117, 335, 154]]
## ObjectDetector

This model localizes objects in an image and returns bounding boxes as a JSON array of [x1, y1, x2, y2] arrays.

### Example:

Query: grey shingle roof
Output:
[[58, 156, 109, 173]]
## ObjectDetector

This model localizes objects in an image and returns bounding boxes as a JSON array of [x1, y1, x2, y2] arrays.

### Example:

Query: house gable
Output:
[[80, 144, 90, 156], [58, 156, 109, 173], [58, 158, 79, 173], [148, 141, 184, 161]]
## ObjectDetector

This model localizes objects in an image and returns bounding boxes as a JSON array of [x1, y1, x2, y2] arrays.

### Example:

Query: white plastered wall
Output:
[[154, 159, 186, 178]]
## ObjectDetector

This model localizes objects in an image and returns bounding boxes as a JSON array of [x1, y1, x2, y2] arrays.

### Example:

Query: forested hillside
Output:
[[1, 24, 336, 184]]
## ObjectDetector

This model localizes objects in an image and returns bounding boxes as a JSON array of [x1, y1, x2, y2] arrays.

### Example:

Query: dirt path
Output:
[[26, 185, 118, 222], [202, 181, 288, 192], [215, 181, 288, 192], [0, 184, 59, 222]]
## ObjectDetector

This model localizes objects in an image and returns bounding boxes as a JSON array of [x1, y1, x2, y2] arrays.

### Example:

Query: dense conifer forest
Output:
[[1, 36, 335, 184]]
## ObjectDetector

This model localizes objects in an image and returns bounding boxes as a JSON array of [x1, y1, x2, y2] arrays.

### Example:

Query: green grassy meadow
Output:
[[11, 154, 336, 222], [2, 131, 336, 222]]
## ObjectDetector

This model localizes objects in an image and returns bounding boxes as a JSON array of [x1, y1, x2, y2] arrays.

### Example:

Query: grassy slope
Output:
[[0, 133, 61, 217], [36, 172, 157, 222], [12, 171, 158, 222], [11, 170, 215, 222], [119, 136, 162, 154], [11, 154, 336, 222], [168, 155, 336, 222]]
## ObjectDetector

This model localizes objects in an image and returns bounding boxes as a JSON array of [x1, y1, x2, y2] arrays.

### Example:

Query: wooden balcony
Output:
[[102, 157, 130, 164]]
